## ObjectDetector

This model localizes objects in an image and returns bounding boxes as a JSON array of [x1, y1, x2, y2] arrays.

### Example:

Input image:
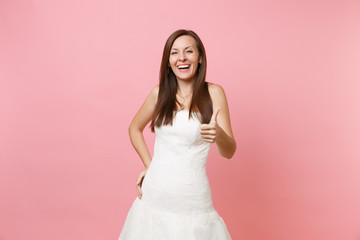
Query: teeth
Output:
[[178, 65, 190, 69]]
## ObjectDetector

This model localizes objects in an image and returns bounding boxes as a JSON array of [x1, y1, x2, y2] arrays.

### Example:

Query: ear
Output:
[[199, 56, 202, 64]]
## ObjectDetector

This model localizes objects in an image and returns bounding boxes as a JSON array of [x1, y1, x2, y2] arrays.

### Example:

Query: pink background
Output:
[[1, 0, 360, 239]]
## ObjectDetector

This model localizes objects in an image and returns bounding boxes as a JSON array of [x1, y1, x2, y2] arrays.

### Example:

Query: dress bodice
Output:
[[153, 110, 210, 167], [141, 110, 213, 213], [154, 110, 206, 146]]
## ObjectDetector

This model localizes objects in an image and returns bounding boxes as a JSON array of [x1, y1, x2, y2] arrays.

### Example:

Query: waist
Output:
[[145, 162, 209, 189], [141, 179, 214, 213]]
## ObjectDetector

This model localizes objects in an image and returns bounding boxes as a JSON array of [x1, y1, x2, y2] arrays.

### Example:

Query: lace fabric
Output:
[[119, 110, 232, 239]]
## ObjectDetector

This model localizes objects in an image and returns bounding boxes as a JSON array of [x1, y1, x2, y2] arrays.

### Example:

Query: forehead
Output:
[[171, 35, 197, 49]]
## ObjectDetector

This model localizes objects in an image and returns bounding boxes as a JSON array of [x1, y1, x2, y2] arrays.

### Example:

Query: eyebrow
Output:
[[171, 46, 194, 50]]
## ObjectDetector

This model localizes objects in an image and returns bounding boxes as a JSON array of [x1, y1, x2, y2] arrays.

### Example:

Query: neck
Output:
[[176, 78, 194, 94]]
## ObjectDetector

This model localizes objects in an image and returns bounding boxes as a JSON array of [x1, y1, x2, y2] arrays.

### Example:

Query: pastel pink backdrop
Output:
[[1, 0, 359, 239]]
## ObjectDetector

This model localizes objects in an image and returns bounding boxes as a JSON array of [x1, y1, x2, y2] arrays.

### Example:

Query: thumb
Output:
[[210, 108, 220, 124]]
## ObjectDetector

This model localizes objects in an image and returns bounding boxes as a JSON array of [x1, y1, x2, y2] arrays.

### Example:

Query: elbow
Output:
[[128, 122, 143, 137], [128, 123, 137, 138], [222, 151, 235, 159], [224, 153, 234, 159], [128, 123, 133, 136], [221, 141, 237, 159]]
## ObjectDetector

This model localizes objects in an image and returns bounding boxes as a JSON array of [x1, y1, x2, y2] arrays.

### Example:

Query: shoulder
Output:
[[207, 82, 229, 109], [149, 84, 159, 101], [141, 85, 159, 108], [151, 84, 159, 96], [208, 82, 226, 99]]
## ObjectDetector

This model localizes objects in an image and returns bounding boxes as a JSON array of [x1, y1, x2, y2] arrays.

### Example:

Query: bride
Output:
[[119, 29, 236, 240]]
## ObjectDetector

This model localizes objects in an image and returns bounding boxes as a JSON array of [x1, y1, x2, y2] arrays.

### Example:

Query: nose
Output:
[[178, 52, 186, 61]]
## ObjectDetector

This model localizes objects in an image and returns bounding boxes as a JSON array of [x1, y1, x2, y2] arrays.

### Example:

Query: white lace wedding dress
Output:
[[118, 110, 232, 240]]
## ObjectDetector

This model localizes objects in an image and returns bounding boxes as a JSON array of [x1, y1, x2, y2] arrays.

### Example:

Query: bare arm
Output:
[[201, 83, 236, 159], [128, 85, 159, 169]]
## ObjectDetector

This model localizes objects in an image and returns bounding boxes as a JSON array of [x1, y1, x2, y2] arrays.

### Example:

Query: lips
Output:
[[177, 64, 191, 72]]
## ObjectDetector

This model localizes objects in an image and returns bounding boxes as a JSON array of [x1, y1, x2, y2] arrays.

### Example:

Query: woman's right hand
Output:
[[136, 168, 148, 199]]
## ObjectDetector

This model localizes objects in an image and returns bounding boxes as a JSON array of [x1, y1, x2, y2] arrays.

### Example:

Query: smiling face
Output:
[[169, 35, 202, 82]]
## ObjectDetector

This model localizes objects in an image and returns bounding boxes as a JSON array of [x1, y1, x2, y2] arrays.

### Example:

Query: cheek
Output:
[[192, 60, 200, 69], [169, 57, 176, 67], [191, 55, 200, 63]]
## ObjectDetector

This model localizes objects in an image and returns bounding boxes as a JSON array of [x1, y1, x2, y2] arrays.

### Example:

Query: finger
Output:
[[139, 178, 144, 188], [200, 124, 215, 130], [200, 134, 216, 140], [139, 186, 142, 196], [136, 185, 142, 199], [202, 138, 215, 143], [202, 135, 216, 141], [137, 173, 145, 185], [200, 129, 216, 135], [200, 124, 209, 130], [210, 108, 220, 124], [137, 183, 143, 194]]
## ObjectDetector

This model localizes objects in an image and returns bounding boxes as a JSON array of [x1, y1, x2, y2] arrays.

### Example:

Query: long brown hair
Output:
[[150, 29, 213, 132]]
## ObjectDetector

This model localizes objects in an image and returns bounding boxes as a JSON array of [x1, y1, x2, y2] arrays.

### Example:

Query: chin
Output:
[[175, 73, 196, 81]]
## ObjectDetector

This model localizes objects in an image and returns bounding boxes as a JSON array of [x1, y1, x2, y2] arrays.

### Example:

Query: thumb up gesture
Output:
[[200, 108, 220, 143]]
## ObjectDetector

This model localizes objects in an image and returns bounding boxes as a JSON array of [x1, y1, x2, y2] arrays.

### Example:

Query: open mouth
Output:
[[177, 64, 191, 72]]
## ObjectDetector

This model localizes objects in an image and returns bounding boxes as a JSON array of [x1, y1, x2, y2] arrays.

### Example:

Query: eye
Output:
[[171, 52, 178, 55], [186, 50, 193, 53]]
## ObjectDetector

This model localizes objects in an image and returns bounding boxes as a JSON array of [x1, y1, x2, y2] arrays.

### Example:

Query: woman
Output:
[[119, 29, 236, 239]]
